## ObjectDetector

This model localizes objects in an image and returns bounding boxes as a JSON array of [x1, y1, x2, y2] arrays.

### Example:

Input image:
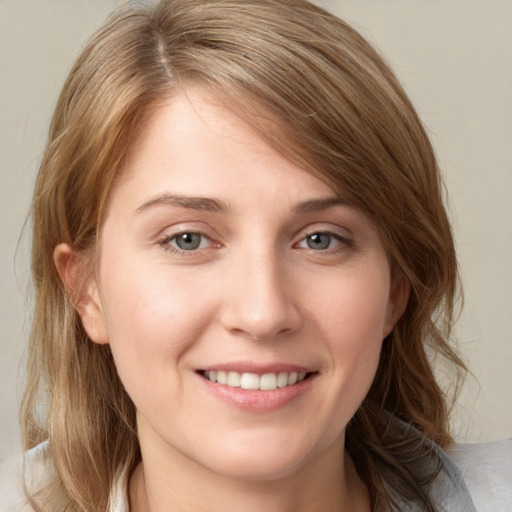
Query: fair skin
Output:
[[56, 87, 409, 512]]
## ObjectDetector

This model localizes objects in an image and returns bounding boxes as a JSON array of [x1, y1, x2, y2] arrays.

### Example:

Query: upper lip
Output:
[[199, 362, 316, 375]]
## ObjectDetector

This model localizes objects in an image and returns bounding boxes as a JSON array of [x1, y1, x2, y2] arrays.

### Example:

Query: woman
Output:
[[2, 0, 507, 510]]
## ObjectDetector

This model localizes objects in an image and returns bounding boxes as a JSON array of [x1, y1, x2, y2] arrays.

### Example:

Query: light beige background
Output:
[[1, 0, 511, 460]]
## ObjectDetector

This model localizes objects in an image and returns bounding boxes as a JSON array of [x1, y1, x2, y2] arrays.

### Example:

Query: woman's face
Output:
[[75, 87, 407, 482]]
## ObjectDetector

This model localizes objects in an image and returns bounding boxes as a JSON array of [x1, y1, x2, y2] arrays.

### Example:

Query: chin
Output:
[[209, 455, 307, 483], [196, 430, 326, 483]]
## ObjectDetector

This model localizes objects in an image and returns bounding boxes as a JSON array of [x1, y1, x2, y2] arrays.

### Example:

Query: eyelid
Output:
[[296, 232, 350, 248], [292, 222, 355, 254], [163, 231, 212, 248], [297, 223, 353, 242], [157, 221, 218, 241], [157, 223, 222, 256]]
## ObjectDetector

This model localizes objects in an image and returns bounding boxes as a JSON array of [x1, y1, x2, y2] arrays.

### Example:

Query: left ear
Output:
[[384, 271, 410, 337]]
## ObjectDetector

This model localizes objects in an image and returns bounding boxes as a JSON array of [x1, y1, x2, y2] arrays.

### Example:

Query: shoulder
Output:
[[0, 452, 31, 512], [0, 442, 51, 512], [382, 415, 510, 511], [448, 438, 512, 512]]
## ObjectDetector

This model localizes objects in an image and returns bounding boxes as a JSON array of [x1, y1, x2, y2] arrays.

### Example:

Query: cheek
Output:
[[305, 265, 391, 393], [99, 268, 218, 423], [309, 265, 392, 344], [97, 250, 214, 383]]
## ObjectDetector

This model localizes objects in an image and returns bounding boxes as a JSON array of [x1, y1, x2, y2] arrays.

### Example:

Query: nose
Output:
[[219, 250, 302, 341]]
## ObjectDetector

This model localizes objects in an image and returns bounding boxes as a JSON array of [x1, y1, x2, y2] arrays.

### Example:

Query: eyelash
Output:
[[158, 231, 214, 256], [295, 231, 353, 252], [158, 230, 352, 257]]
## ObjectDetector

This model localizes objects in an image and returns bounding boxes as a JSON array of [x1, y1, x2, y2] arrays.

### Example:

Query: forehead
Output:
[[111, 86, 337, 209]]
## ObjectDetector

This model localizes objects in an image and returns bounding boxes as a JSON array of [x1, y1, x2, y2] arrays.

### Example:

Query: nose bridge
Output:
[[220, 243, 301, 340]]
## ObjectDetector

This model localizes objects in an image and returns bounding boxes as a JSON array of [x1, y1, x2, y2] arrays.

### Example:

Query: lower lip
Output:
[[199, 373, 317, 412]]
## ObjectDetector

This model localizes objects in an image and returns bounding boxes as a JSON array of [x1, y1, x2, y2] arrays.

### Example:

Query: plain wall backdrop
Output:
[[1, 0, 511, 461]]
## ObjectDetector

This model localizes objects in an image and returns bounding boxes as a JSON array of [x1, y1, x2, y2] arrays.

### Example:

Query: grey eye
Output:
[[174, 233, 203, 250], [306, 233, 332, 250]]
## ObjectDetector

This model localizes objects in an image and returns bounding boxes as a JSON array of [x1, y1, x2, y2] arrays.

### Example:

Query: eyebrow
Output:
[[135, 193, 230, 215], [135, 193, 348, 216], [293, 196, 349, 213]]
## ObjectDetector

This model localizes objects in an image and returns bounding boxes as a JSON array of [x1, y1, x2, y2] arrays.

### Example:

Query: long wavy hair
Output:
[[21, 1, 465, 510]]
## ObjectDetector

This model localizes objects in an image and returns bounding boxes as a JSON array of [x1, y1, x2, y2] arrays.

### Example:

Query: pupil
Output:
[[307, 233, 330, 250], [176, 233, 201, 250]]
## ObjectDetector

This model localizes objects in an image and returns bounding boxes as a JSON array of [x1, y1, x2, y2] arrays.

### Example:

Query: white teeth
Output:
[[203, 370, 310, 390], [240, 373, 259, 390], [260, 373, 277, 390], [227, 371, 241, 387], [277, 371, 289, 388]]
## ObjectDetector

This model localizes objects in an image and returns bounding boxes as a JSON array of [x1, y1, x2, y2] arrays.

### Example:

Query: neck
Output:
[[129, 432, 370, 512]]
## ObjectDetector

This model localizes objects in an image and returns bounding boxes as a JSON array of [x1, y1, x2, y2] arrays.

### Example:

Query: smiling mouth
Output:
[[199, 370, 316, 391]]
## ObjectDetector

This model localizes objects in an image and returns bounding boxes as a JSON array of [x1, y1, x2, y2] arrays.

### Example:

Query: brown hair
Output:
[[22, 1, 465, 510]]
